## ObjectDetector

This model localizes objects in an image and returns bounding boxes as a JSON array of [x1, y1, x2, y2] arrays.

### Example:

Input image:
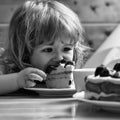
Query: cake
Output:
[[85, 63, 120, 101], [45, 59, 75, 88]]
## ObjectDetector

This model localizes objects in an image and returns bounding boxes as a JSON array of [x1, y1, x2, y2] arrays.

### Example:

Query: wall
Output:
[[0, 0, 119, 52]]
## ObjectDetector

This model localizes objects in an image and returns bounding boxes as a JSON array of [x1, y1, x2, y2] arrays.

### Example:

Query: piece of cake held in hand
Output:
[[45, 59, 75, 89], [85, 63, 120, 101]]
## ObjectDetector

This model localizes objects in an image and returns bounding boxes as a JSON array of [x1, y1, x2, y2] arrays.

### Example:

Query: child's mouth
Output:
[[45, 65, 57, 74], [45, 61, 60, 74]]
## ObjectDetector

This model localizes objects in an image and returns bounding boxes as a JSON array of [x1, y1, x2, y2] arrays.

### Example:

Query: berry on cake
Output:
[[85, 63, 120, 101]]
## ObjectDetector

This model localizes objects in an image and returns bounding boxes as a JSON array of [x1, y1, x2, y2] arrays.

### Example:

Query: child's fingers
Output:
[[28, 73, 44, 82], [29, 68, 47, 80], [26, 80, 36, 88]]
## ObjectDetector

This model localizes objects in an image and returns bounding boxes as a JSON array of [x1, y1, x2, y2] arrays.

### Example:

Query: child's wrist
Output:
[[16, 73, 23, 89]]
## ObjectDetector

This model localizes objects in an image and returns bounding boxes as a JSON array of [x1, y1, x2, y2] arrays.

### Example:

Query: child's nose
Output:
[[53, 52, 63, 61]]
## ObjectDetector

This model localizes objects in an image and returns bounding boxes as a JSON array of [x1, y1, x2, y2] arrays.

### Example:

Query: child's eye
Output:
[[63, 47, 72, 52], [42, 48, 53, 52]]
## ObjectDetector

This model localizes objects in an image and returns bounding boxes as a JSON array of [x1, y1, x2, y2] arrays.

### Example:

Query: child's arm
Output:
[[0, 73, 19, 95], [0, 67, 46, 95]]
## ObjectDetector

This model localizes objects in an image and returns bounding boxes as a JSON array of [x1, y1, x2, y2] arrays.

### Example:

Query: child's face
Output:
[[30, 36, 74, 72]]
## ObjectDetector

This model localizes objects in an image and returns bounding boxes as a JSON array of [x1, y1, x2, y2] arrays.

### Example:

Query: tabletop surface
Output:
[[0, 89, 120, 120]]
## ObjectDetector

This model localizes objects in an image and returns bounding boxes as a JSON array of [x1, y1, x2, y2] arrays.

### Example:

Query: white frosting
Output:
[[87, 75, 120, 84], [65, 65, 74, 71]]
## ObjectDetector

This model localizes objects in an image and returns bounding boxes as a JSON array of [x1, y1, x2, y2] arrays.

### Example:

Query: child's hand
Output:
[[17, 67, 47, 88]]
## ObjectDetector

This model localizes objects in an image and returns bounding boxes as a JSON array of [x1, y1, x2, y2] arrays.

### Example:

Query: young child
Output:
[[0, 0, 88, 95]]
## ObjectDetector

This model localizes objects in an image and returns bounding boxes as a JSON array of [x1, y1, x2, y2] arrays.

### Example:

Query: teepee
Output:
[[83, 25, 120, 69]]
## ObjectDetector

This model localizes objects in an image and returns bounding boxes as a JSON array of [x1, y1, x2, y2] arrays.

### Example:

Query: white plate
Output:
[[25, 87, 76, 97], [73, 91, 120, 112]]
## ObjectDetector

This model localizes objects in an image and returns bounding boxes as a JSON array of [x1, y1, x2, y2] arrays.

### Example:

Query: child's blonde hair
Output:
[[7, 0, 86, 70]]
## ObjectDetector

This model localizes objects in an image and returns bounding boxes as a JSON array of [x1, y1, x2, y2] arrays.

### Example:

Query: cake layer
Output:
[[86, 80, 120, 94], [85, 91, 120, 102], [47, 71, 72, 80]]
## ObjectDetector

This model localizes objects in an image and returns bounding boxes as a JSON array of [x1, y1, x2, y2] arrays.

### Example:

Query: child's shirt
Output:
[[0, 48, 19, 74]]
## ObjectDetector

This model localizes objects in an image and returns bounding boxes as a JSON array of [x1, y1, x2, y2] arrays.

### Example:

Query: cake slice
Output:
[[45, 60, 75, 88], [85, 63, 120, 101]]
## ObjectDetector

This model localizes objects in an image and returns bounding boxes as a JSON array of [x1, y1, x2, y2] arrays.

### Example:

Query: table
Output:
[[0, 90, 120, 120]]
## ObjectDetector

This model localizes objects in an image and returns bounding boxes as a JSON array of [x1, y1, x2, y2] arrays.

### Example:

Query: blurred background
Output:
[[0, 0, 120, 60]]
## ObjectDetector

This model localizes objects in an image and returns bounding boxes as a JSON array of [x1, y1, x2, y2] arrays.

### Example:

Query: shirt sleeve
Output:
[[0, 48, 18, 74]]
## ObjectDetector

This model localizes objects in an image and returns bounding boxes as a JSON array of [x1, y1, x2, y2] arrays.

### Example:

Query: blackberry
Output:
[[113, 63, 120, 71], [100, 68, 110, 77], [95, 64, 110, 77], [95, 65, 105, 76]]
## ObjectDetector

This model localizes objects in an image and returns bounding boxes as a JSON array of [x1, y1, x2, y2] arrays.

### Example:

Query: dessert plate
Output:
[[73, 91, 120, 112], [25, 87, 76, 98]]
